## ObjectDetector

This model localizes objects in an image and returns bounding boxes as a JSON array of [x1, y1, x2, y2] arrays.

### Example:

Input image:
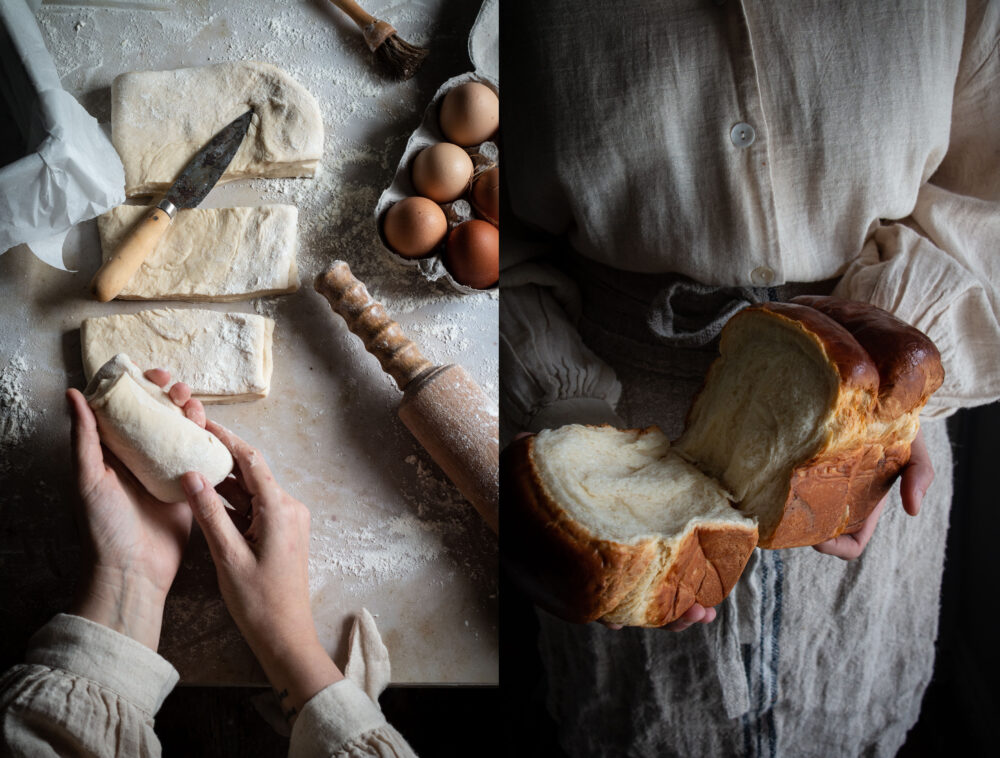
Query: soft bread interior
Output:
[[532, 426, 750, 543], [676, 312, 837, 536]]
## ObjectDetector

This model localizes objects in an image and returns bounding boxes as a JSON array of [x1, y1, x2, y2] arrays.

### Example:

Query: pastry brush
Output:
[[328, 0, 428, 81]]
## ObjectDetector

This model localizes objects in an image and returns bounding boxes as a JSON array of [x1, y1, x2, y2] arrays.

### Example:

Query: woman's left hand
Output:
[[813, 428, 934, 561], [67, 370, 204, 650]]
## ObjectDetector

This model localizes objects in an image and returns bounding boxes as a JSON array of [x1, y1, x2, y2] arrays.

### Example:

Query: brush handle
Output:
[[328, 0, 395, 50], [314, 261, 433, 392], [329, 0, 375, 28]]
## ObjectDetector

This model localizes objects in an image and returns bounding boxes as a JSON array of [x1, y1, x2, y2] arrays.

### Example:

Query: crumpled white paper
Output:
[[0, 0, 124, 270]]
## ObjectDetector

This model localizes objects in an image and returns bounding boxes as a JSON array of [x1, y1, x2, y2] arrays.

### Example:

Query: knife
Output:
[[90, 110, 254, 303]]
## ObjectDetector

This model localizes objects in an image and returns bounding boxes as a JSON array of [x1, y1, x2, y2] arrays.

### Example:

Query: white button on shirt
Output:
[[750, 265, 775, 285], [730, 122, 756, 148]]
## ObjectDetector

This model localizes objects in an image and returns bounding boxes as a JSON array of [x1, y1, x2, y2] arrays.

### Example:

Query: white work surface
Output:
[[0, 0, 497, 685]]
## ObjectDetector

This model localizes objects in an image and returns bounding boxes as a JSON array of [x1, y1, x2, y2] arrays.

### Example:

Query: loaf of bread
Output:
[[502, 296, 943, 626]]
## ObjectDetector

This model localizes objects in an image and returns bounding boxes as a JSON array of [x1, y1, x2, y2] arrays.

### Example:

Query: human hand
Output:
[[179, 422, 342, 723], [68, 370, 202, 650], [813, 428, 934, 560], [600, 604, 718, 632]]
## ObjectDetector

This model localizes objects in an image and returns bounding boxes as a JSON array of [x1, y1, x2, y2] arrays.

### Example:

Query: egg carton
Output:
[[374, 0, 498, 295]]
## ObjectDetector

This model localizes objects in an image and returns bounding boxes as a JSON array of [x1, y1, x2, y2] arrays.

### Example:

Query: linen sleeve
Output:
[[834, 2, 1000, 417], [288, 680, 417, 758], [0, 613, 178, 758], [500, 275, 623, 447]]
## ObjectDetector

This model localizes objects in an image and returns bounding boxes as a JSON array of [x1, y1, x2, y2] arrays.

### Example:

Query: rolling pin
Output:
[[315, 261, 499, 533]]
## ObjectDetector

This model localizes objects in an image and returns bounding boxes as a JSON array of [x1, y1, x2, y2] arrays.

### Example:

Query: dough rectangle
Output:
[[112, 62, 323, 197], [85, 353, 234, 503], [97, 204, 299, 301], [82, 308, 275, 403]]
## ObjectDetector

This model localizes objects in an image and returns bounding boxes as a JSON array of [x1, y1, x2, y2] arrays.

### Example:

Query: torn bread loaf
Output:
[[502, 297, 943, 626], [502, 426, 758, 627], [97, 205, 298, 301], [82, 309, 274, 403], [112, 62, 323, 197], [84, 354, 233, 503]]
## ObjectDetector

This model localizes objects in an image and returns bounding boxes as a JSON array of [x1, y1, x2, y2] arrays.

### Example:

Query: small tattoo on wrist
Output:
[[283, 706, 298, 721], [276, 688, 289, 701]]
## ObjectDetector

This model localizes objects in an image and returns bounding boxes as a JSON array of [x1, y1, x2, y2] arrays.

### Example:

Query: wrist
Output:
[[253, 633, 343, 724], [72, 566, 168, 651]]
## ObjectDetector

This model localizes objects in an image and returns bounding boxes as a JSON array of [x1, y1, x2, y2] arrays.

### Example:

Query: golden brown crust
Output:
[[632, 524, 757, 626], [751, 297, 940, 548], [790, 295, 945, 420], [747, 301, 881, 393]]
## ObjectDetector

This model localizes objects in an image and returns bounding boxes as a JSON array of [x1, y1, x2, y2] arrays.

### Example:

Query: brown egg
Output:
[[470, 166, 499, 226], [383, 197, 448, 259], [445, 220, 499, 289], [411, 143, 474, 203], [439, 82, 499, 147]]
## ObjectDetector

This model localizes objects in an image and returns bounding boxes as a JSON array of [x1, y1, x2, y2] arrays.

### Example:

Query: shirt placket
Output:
[[720, 0, 784, 287]]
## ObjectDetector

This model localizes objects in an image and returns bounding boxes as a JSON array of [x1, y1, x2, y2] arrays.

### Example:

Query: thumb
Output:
[[181, 472, 250, 567]]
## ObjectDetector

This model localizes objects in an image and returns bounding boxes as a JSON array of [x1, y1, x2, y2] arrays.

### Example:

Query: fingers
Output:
[[217, 476, 254, 518], [66, 389, 105, 492], [144, 368, 171, 387], [181, 394, 207, 428], [182, 472, 252, 567], [206, 420, 282, 504], [143, 370, 206, 427], [813, 496, 888, 560], [900, 428, 934, 517], [664, 604, 715, 632]]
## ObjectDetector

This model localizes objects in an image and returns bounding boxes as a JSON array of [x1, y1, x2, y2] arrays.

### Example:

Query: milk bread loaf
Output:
[[502, 297, 943, 626]]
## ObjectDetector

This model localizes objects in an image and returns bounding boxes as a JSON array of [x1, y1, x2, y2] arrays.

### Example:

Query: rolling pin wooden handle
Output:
[[314, 261, 434, 391], [90, 203, 174, 302]]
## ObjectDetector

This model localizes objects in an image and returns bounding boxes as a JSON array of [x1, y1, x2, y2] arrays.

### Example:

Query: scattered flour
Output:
[[0, 355, 38, 467]]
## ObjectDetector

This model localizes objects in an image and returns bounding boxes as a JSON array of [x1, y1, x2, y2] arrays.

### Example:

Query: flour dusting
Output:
[[0, 355, 38, 466]]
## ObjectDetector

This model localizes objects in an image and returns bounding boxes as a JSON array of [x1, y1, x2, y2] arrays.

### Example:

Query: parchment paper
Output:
[[0, 0, 124, 270]]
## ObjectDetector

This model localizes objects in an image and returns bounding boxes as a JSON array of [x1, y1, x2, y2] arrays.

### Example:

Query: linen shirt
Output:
[[0, 614, 417, 757], [501, 0, 1000, 434]]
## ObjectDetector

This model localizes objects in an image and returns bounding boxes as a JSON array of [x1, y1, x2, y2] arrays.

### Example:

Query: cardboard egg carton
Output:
[[374, 0, 498, 294]]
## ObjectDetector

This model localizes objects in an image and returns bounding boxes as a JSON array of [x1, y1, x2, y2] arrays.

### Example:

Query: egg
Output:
[[411, 143, 474, 203], [470, 165, 499, 226], [439, 82, 499, 147], [445, 220, 499, 289], [383, 197, 448, 259]]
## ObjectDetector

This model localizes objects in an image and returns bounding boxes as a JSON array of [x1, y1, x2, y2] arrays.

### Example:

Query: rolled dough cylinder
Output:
[[83, 354, 234, 503]]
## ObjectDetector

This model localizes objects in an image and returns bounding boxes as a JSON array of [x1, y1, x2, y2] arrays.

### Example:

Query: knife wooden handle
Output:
[[314, 261, 434, 391], [90, 206, 172, 302]]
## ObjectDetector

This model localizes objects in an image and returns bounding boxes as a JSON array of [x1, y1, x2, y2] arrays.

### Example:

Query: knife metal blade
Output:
[[163, 109, 254, 210]]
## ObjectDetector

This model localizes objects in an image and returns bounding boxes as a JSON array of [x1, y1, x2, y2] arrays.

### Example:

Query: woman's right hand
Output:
[[179, 421, 342, 723]]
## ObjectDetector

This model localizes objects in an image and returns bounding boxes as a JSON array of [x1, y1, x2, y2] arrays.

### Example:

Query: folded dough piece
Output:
[[112, 61, 323, 197], [97, 205, 299, 301], [82, 308, 274, 404], [84, 354, 233, 503]]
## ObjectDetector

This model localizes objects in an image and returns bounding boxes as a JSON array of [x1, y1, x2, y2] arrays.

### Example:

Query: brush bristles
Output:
[[375, 35, 429, 81]]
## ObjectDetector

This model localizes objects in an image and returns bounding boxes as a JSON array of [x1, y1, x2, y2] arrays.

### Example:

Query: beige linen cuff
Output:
[[24, 613, 179, 714], [290, 679, 388, 756]]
